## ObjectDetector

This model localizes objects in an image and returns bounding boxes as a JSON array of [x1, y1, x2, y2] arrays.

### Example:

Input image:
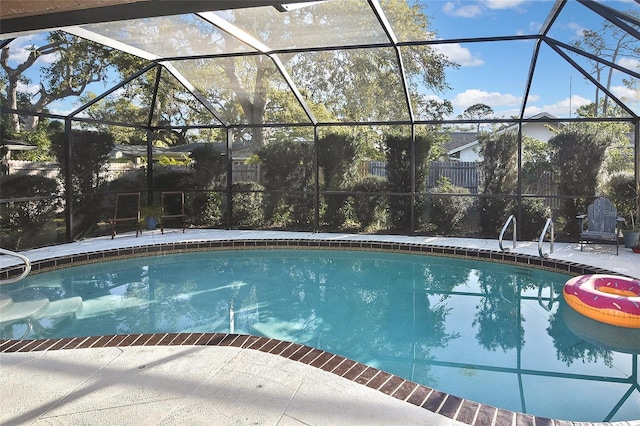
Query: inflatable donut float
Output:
[[563, 274, 640, 328]]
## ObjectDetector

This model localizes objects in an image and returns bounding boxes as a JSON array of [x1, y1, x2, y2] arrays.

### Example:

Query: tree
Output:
[[477, 130, 519, 236], [317, 133, 360, 228], [385, 133, 434, 231], [571, 10, 640, 116], [50, 130, 115, 194], [1, 32, 131, 132], [428, 176, 472, 235], [459, 103, 494, 132], [257, 139, 314, 226], [0, 174, 60, 249], [190, 0, 452, 146], [548, 123, 612, 237], [50, 130, 115, 238]]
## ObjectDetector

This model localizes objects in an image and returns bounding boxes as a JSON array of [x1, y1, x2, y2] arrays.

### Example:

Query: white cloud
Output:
[[484, 0, 527, 10], [566, 22, 587, 39], [611, 85, 640, 101], [529, 21, 542, 32], [523, 94, 591, 117], [618, 57, 640, 71], [443, 0, 526, 17], [6, 36, 60, 66], [443, 2, 483, 18], [433, 43, 484, 67], [16, 81, 39, 95], [452, 89, 523, 109]]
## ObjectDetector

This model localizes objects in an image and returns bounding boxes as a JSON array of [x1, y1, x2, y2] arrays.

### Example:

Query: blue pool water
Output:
[[1, 249, 639, 422]]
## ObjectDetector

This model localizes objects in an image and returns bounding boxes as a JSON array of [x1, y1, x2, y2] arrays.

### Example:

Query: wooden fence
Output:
[[4, 159, 559, 209], [427, 161, 479, 193]]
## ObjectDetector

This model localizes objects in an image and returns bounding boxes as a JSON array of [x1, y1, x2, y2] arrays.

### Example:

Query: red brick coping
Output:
[[0, 332, 569, 426]]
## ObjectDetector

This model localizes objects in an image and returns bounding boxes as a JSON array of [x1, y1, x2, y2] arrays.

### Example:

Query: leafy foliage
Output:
[[548, 124, 612, 237], [0, 174, 61, 249], [517, 198, 551, 241], [1, 32, 138, 132], [318, 133, 360, 228], [231, 181, 265, 229], [428, 177, 472, 235], [257, 139, 314, 227], [384, 134, 433, 232], [191, 144, 227, 189], [50, 130, 115, 194], [603, 171, 637, 229], [351, 176, 388, 230], [477, 130, 518, 236]]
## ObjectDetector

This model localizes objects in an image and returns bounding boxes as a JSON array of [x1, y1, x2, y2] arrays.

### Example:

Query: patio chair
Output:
[[160, 191, 186, 234], [109, 192, 141, 239], [576, 197, 624, 255]]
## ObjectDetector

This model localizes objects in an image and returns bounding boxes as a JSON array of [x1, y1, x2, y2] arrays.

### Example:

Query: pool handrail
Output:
[[0, 247, 31, 284], [538, 218, 554, 258], [499, 215, 517, 252]]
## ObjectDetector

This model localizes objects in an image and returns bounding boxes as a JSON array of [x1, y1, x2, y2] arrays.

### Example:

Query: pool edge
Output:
[[0, 237, 635, 425]]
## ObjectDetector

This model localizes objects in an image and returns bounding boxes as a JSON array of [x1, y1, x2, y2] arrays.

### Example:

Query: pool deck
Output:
[[1, 230, 639, 425]]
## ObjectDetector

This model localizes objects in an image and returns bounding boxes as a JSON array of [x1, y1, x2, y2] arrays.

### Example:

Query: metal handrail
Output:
[[0, 247, 31, 284], [499, 215, 517, 252], [538, 218, 554, 258]]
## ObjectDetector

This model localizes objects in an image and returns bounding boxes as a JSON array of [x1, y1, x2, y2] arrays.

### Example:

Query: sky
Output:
[[422, 0, 640, 119], [2, 0, 639, 122]]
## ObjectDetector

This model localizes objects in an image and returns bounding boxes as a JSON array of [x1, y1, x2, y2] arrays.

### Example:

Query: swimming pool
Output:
[[1, 248, 639, 422]]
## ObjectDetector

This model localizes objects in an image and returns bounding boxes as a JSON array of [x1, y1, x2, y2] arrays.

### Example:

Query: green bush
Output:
[[479, 196, 514, 237], [548, 124, 611, 238], [352, 176, 388, 229], [231, 181, 264, 228], [257, 140, 314, 227], [0, 174, 61, 249], [318, 133, 360, 228], [517, 197, 551, 241], [602, 171, 636, 227], [385, 134, 433, 232], [190, 191, 223, 227], [428, 177, 472, 235], [477, 131, 518, 237]]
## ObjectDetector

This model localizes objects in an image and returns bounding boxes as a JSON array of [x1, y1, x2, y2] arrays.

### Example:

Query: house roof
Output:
[[442, 132, 479, 153], [445, 112, 561, 156], [109, 144, 182, 159], [0, 139, 37, 151]]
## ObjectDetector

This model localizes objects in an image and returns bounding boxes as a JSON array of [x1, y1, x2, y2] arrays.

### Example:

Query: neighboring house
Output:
[[441, 132, 478, 162], [0, 139, 54, 177], [168, 141, 261, 183], [444, 112, 561, 162], [108, 145, 189, 165]]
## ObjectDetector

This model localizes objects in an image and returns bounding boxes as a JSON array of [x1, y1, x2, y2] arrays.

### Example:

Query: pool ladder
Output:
[[538, 218, 554, 258], [499, 216, 554, 258], [0, 247, 31, 284], [499, 215, 516, 252]]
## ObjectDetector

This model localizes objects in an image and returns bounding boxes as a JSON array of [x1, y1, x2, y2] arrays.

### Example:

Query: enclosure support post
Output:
[[410, 124, 416, 235], [64, 118, 73, 242], [314, 125, 320, 232], [635, 120, 639, 224], [517, 122, 523, 241], [226, 128, 233, 229], [146, 130, 154, 208], [145, 66, 162, 210]]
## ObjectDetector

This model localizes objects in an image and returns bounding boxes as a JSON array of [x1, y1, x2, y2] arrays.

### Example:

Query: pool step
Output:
[[75, 295, 149, 319], [0, 295, 49, 327], [32, 297, 83, 320]]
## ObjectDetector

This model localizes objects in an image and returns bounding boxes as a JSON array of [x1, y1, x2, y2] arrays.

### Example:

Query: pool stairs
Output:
[[0, 291, 155, 338]]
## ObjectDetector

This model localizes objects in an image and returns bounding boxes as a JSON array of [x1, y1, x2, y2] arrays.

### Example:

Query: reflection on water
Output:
[[1, 250, 639, 421]]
